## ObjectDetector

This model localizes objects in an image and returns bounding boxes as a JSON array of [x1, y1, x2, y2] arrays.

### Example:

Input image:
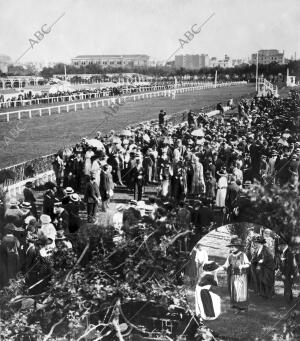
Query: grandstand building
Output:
[[0, 54, 12, 73], [71, 55, 150, 68]]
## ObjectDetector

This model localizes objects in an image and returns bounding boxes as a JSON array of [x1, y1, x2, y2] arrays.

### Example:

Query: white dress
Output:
[[215, 176, 228, 207], [84, 150, 94, 176], [91, 160, 101, 186]]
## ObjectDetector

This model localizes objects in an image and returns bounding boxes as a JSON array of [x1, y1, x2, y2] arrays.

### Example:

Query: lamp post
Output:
[[255, 51, 259, 92]]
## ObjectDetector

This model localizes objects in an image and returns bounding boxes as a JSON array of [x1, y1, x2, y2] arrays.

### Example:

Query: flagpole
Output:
[[255, 51, 258, 92]]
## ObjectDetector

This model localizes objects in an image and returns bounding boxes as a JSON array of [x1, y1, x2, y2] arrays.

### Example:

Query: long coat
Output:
[[191, 161, 205, 195], [99, 170, 110, 202], [215, 176, 228, 207]]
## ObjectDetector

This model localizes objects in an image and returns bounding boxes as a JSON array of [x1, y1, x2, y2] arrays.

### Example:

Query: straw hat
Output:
[[65, 187, 74, 195]]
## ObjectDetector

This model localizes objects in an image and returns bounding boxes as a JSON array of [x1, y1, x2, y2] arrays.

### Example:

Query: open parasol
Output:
[[86, 139, 105, 151], [191, 128, 205, 137], [120, 129, 132, 137]]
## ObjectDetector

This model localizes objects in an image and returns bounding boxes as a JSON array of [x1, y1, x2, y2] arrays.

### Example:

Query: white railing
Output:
[[258, 78, 278, 97], [0, 81, 246, 122], [3, 106, 234, 199], [0, 84, 188, 108]]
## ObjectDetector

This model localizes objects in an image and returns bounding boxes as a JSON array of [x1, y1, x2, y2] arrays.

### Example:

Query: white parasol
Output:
[[86, 139, 105, 151], [120, 129, 132, 137], [191, 128, 205, 137]]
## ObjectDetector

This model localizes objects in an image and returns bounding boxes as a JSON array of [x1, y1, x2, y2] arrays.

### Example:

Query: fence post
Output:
[[58, 106, 61, 114], [48, 108, 51, 116], [82, 103, 84, 109], [39, 109, 42, 116], [18, 111, 21, 120], [75, 104, 77, 111], [66, 105, 69, 112], [28, 110, 32, 119], [6, 113, 9, 122]]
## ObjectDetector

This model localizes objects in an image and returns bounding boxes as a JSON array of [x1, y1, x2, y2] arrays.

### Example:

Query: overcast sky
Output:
[[0, 0, 299, 64]]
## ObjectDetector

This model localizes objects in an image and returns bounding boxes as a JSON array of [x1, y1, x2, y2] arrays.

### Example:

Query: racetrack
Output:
[[0, 84, 255, 168]]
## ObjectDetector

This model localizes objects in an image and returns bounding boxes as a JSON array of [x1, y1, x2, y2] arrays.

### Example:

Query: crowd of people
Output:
[[0, 83, 172, 108], [0, 90, 299, 310], [191, 230, 298, 319]]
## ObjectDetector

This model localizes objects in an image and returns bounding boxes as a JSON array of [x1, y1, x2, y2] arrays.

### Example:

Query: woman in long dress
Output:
[[220, 236, 250, 312], [215, 168, 228, 207], [191, 156, 205, 195], [195, 273, 221, 320]]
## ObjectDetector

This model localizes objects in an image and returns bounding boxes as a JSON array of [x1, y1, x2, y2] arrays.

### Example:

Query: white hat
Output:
[[65, 187, 74, 195], [70, 193, 80, 202], [25, 215, 36, 225], [40, 214, 51, 224]]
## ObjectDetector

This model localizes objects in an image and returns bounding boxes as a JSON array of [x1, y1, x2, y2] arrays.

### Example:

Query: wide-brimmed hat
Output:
[[21, 202, 32, 209], [70, 193, 80, 202], [24, 215, 36, 225], [40, 214, 51, 224], [227, 236, 245, 247], [65, 187, 74, 195]]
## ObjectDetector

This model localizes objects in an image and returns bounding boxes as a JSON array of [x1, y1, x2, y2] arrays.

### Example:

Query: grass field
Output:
[[0, 84, 255, 168]]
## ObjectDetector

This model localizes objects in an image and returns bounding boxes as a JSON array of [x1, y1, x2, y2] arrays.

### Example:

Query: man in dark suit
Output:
[[99, 165, 110, 212], [53, 200, 70, 233], [278, 242, 299, 303], [43, 182, 57, 221], [131, 158, 145, 201], [23, 182, 37, 218], [158, 110, 166, 126], [84, 173, 101, 223]]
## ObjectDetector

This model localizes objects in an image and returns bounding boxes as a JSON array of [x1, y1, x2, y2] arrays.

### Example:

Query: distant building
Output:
[[0, 55, 12, 73], [71, 55, 150, 68], [232, 58, 249, 67], [251, 49, 285, 65], [209, 55, 233, 68], [175, 54, 209, 69]]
